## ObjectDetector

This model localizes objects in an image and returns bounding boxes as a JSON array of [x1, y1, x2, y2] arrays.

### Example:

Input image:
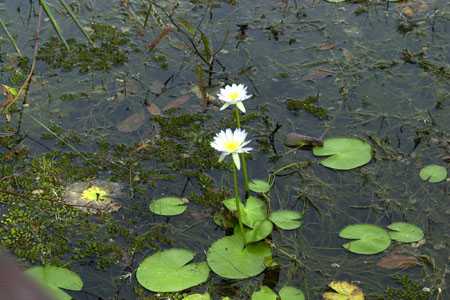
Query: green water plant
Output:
[[25, 265, 83, 300], [249, 179, 271, 193], [339, 224, 391, 255], [206, 233, 272, 279], [252, 285, 305, 300], [136, 248, 209, 292], [269, 210, 303, 230], [322, 281, 365, 300], [419, 164, 447, 183], [183, 293, 211, 300], [149, 197, 188, 216], [340, 223, 424, 255], [313, 137, 372, 170]]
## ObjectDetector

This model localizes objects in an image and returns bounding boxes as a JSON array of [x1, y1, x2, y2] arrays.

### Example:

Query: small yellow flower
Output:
[[217, 83, 252, 113], [81, 186, 108, 202], [210, 128, 252, 169]]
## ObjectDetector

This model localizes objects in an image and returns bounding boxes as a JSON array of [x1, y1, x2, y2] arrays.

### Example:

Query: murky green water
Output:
[[1, 0, 450, 299]]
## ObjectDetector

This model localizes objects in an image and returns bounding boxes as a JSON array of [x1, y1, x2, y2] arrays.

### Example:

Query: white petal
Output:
[[232, 153, 241, 170], [220, 103, 230, 111], [219, 152, 228, 162], [236, 102, 246, 113]]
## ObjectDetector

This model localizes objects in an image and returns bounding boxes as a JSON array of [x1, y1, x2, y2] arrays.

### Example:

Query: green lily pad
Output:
[[235, 220, 273, 243], [419, 164, 447, 183], [223, 196, 267, 228], [249, 179, 271, 193], [252, 286, 278, 300], [339, 224, 391, 255], [251, 286, 305, 300], [279, 286, 305, 300], [269, 210, 303, 230], [149, 197, 188, 216], [387, 222, 424, 243], [183, 293, 211, 300], [207, 233, 272, 279], [313, 138, 372, 170], [136, 248, 209, 292], [25, 266, 83, 300]]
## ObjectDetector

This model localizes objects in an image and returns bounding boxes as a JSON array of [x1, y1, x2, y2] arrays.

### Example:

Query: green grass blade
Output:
[[39, 0, 70, 50], [0, 17, 23, 56], [57, 0, 94, 47]]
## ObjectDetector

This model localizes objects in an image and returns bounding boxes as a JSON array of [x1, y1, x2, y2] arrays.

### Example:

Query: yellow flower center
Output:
[[81, 186, 108, 202], [228, 91, 240, 101], [224, 140, 240, 152]]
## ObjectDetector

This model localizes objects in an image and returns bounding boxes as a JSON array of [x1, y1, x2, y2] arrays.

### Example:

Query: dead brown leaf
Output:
[[303, 68, 335, 81], [377, 254, 419, 269], [146, 102, 162, 116], [163, 95, 191, 111], [116, 111, 147, 133], [319, 42, 336, 50]]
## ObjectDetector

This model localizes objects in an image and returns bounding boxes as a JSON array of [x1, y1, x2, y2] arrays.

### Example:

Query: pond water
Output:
[[1, 0, 450, 299]]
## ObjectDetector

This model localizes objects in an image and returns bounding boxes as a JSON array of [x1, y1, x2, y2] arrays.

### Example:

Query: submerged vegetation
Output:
[[0, 0, 449, 299]]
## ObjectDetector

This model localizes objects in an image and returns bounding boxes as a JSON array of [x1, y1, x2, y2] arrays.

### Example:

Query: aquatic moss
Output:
[[37, 23, 131, 72]]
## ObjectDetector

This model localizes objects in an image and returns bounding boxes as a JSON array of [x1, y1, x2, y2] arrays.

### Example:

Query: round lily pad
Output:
[[313, 138, 372, 170], [249, 179, 271, 193], [25, 265, 83, 300], [207, 234, 272, 279], [387, 222, 424, 243], [251, 286, 278, 300], [149, 197, 188, 216], [279, 286, 305, 300], [339, 224, 391, 255], [419, 164, 447, 183], [136, 248, 209, 292], [269, 210, 303, 230]]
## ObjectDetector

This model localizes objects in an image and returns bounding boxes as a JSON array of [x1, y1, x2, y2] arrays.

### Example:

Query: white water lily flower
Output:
[[210, 128, 252, 169], [217, 83, 252, 113]]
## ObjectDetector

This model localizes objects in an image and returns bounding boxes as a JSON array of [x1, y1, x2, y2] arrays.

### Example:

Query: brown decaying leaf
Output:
[[163, 95, 191, 111], [146, 102, 162, 116], [147, 25, 174, 50], [377, 254, 419, 269], [116, 111, 147, 133], [303, 68, 335, 81], [342, 48, 353, 61], [319, 42, 336, 50]]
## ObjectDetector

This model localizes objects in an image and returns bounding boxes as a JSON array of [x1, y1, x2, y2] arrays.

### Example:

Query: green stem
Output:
[[234, 107, 249, 192], [232, 165, 246, 244], [39, 0, 70, 50], [58, 0, 95, 47]]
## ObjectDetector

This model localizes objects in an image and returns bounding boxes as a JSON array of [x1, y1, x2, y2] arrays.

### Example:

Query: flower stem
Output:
[[233, 107, 249, 193], [232, 165, 246, 244]]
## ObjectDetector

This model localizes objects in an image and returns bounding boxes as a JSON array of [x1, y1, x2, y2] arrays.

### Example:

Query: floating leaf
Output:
[[387, 223, 424, 243], [116, 111, 146, 133], [313, 138, 372, 170], [339, 224, 391, 255], [149, 197, 188, 216], [251, 286, 277, 300], [377, 254, 419, 269], [25, 266, 83, 300], [323, 281, 364, 300], [249, 179, 271, 193], [183, 293, 211, 300], [303, 68, 334, 81], [419, 164, 447, 183], [136, 248, 209, 292], [235, 220, 273, 243], [163, 95, 191, 111], [207, 233, 272, 279], [279, 286, 305, 300], [223, 196, 267, 228], [269, 210, 303, 230], [146, 102, 162, 116]]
